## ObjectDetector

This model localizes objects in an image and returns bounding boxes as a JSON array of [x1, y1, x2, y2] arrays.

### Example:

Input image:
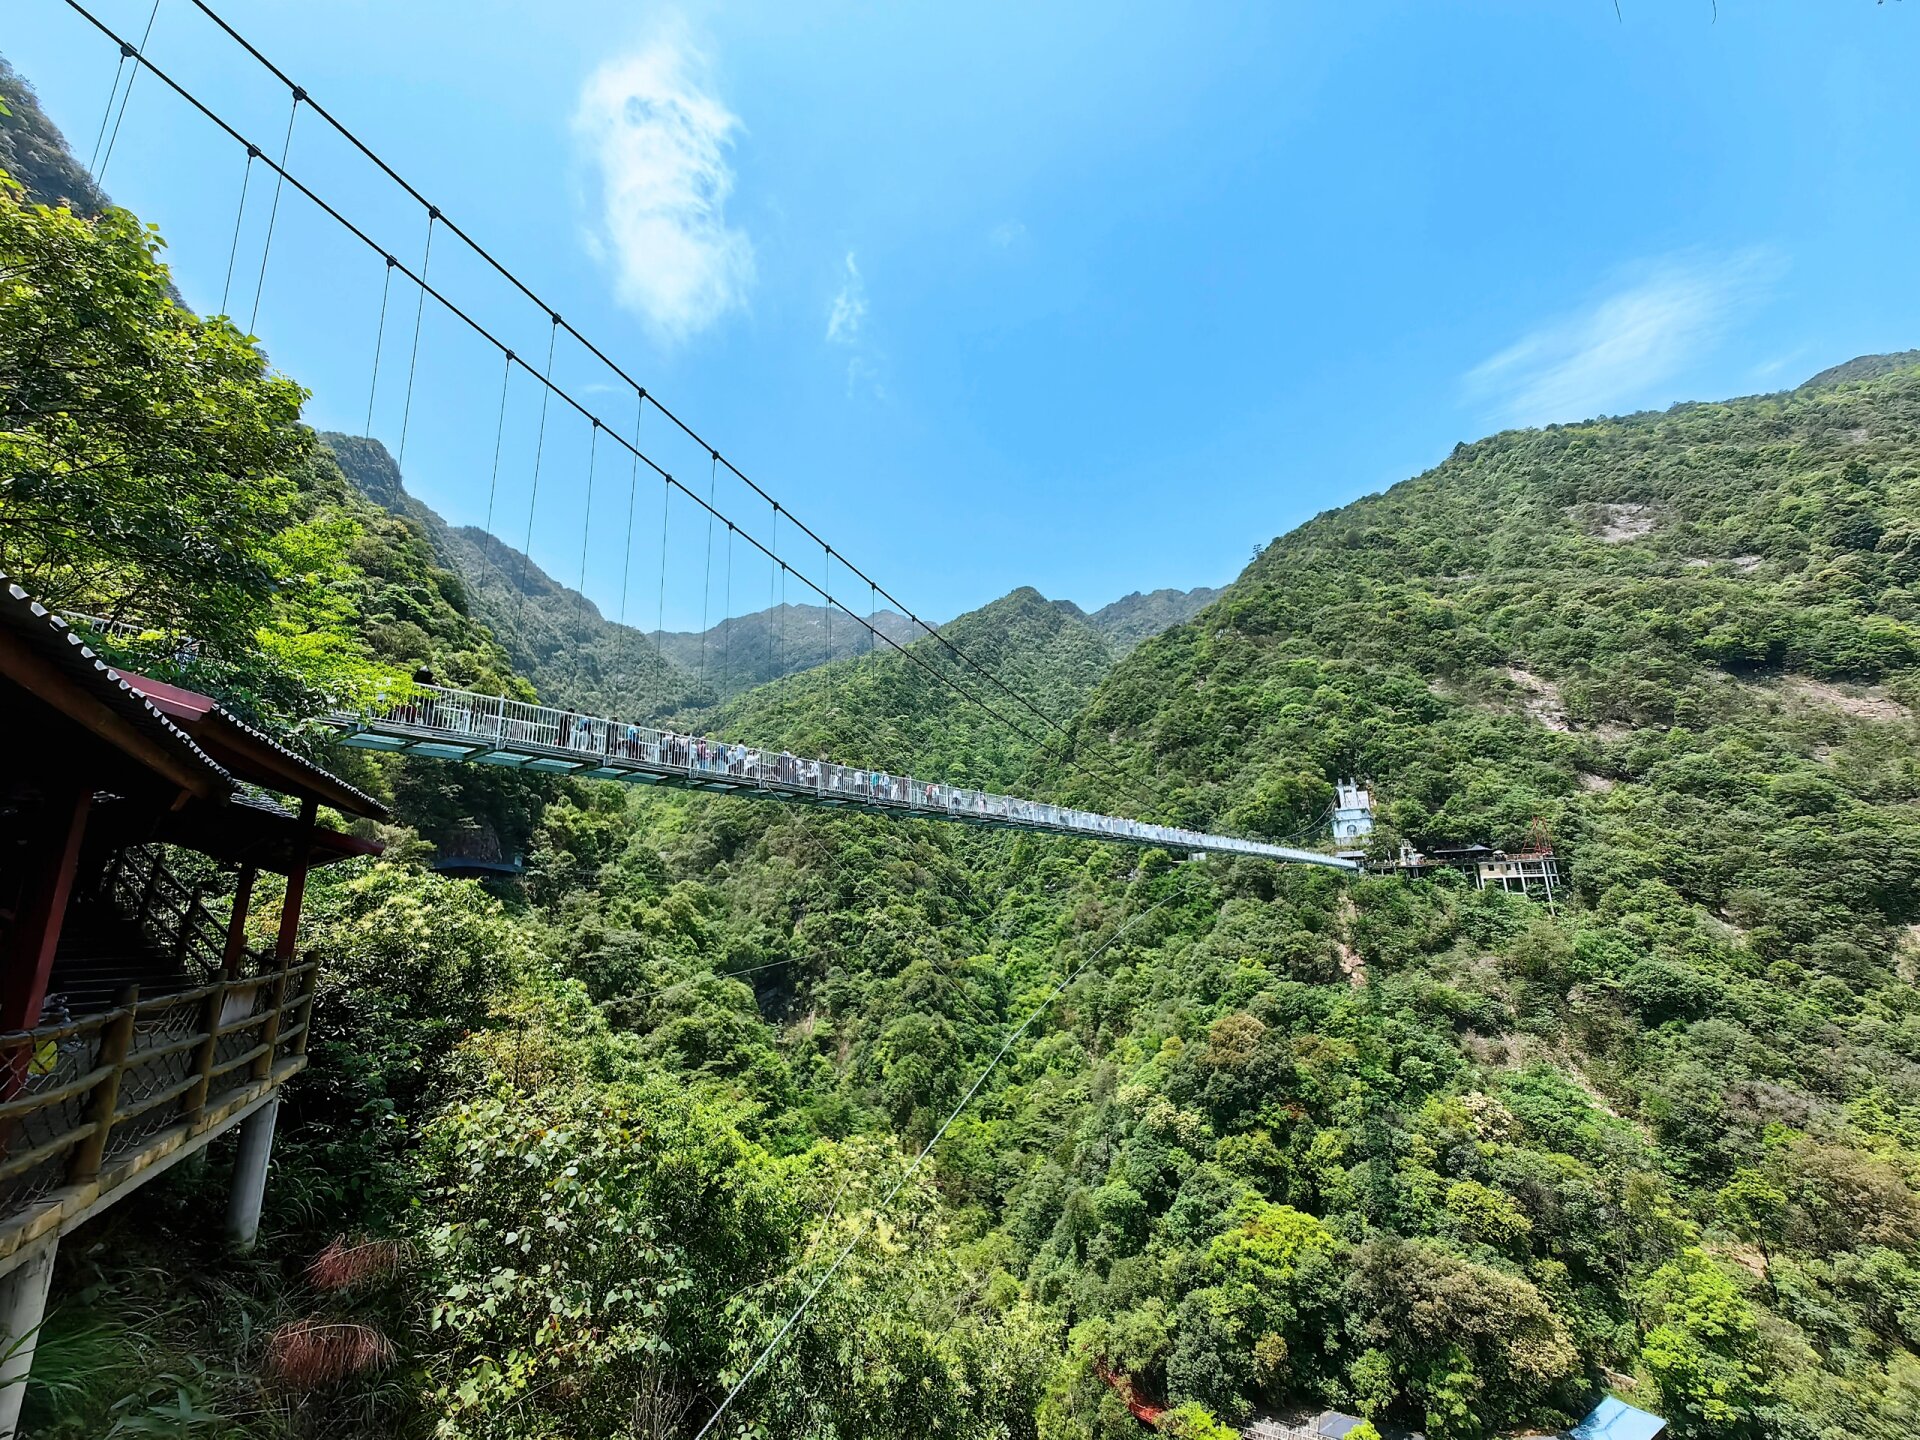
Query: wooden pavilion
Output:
[[0, 574, 385, 1434]]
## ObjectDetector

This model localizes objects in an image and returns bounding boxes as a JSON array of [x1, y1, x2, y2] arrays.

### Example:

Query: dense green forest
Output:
[[12, 51, 1920, 1440]]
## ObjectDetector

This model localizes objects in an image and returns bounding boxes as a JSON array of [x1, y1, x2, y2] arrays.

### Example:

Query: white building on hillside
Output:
[[1332, 778, 1374, 849]]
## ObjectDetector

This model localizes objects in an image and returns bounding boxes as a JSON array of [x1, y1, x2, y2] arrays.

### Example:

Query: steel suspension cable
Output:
[[395, 210, 438, 468], [163, 0, 1116, 769], [356, 256, 400, 434], [618, 390, 644, 626], [519, 317, 559, 594], [823, 545, 837, 723], [93, 0, 1190, 825], [722, 522, 734, 695], [54, 4, 1192, 823], [654, 471, 671, 660], [699, 451, 718, 688], [688, 877, 1199, 1440], [218, 144, 256, 316], [768, 503, 779, 679], [246, 89, 301, 335], [577, 419, 600, 621], [87, 43, 130, 176], [480, 350, 512, 563], [95, 0, 161, 183]]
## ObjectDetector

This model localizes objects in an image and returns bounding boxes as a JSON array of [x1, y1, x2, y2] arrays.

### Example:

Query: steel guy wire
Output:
[[87, 42, 129, 175]]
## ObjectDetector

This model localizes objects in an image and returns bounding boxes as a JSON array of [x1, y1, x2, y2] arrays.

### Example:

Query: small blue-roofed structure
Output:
[[1571, 1395, 1666, 1440]]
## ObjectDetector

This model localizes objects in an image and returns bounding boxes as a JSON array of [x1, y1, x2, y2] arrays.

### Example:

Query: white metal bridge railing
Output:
[[326, 686, 1357, 870]]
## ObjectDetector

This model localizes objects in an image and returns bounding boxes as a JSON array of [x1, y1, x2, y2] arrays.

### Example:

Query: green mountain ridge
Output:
[[323, 430, 1211, 718], [718, 582, 1120, 793], [1071, 585, 1226, 654], [0, 57, 107, 217], [323, 431, 712, 717]]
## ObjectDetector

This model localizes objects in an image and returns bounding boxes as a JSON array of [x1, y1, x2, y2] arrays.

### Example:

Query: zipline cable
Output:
[[95, 0, 161, 183], [246, 89, 300, 335], [218, 144, 256, 316], [395, 210, 438, 468], [688, 877, 1198, 1440]]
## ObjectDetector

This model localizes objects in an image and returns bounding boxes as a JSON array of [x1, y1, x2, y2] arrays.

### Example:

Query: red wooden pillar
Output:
[[0, 784, 92, 1034], [274, 799, 317, 961], [222, 864, 257, 979]]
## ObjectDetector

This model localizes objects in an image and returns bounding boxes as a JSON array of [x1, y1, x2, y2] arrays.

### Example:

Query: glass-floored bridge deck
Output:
[[329, 686, 1357, 870]]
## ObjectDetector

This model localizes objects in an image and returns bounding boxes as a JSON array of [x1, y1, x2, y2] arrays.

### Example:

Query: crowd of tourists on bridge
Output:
[[374, 686, 1301, 860]]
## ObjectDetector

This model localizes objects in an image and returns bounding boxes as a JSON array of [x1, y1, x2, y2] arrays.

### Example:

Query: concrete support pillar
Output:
[[0, 1238, 58, 1438], [224, 1096, 280, 1250]]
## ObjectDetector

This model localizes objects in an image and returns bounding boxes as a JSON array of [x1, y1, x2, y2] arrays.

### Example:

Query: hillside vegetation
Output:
[[13, 62, 1920, 1440]]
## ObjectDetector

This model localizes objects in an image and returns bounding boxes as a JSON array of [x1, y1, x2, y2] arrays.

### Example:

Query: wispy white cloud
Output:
[[574, 32, 754, 343], [845, 354, 885, 402], [823, 250, 883, 399], [988, 219, 1027, 249], [1465, 249, 1781, 426], [825, 251, 866, 344]]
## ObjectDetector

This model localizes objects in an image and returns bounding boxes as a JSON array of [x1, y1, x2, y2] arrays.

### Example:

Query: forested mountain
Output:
[[1801, 350, 1920, 392], [718, 585, 1117, 789], [18, 48, 1920, 1440], [1078, 585, 1226, 654], [505, 359, 1920, 1440], [326, 432, 1214, 704], [654, 601, 920, 698], [324, 432, 711, 717], [0, 59, 106, 216]]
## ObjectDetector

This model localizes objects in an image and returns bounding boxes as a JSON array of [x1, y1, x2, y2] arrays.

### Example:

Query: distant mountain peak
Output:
[[1798, 351, 1920, 392], [1086, 586, 1224, 654]]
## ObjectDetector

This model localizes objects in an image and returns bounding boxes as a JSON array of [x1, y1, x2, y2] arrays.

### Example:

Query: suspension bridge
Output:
[[325, 686, 1356, 868], [50, 0, 1364, 877]]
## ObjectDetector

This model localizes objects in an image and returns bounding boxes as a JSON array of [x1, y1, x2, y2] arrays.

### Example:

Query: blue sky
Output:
[[6, 1, 1917, 630]]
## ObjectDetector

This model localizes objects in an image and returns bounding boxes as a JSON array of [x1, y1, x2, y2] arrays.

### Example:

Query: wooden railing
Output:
[[100, 846, 230, 978], [0, 959, 315, 1219]]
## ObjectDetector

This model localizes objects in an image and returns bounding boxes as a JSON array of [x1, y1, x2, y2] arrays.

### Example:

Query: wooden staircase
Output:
[[42, 848, 229, 1016], [46, 904, 199, 1014]]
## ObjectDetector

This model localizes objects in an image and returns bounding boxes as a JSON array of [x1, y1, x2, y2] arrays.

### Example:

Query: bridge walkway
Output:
[[329, 687, 1357, 870]]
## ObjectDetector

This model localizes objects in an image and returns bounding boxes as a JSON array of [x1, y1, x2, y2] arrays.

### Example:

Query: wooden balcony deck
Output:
[[0, 955, 314, 1278]]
